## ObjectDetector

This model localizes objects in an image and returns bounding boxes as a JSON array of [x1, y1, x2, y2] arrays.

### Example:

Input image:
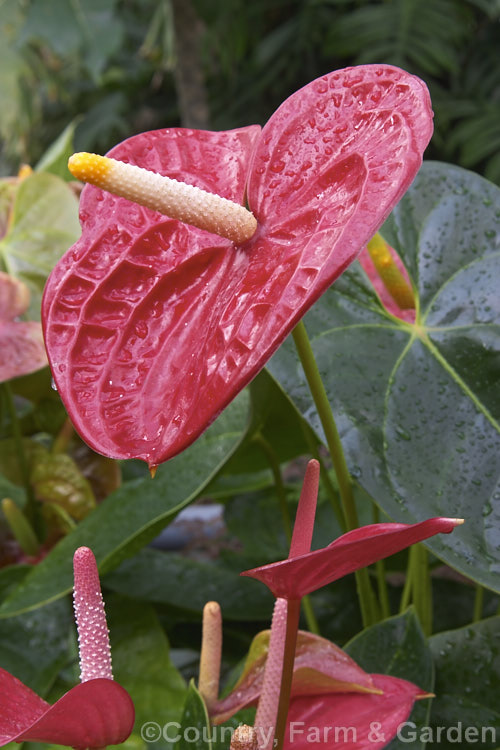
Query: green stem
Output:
[[291, 320, 377, 626], [300, 420, 345, 531], [401, 545, 432, 634], [291, 321, 358, 531], [473, 585, 484, 623], [399, 547, 414, 613], [252, 433, 292, 544], [1, 382, 37, 525], [274, 599, 301, 750], [372, 505, 390, 619]]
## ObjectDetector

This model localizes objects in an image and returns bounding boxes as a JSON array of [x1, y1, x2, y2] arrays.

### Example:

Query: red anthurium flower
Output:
[[0, 547, 134, 748], [236, 461, 462, 750], [211, 629, 429, 750], [0, 272, 48, 382], [42, 64, 433, 467], [241, 518, 462, 600]]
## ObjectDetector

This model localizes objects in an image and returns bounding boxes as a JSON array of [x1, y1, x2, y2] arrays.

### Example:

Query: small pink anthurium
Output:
[[230, 461, 462, 750], [42, 64, 433, 468], [0, 272, 48, 382], [0, 547, 134, 748]]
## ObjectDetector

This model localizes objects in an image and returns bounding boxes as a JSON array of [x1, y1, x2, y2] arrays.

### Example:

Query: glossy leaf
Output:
[[0, 173, 80, 319], [429, 616, 500, 749], [242, 518, 460, 599], [43, 65, 432, 466], [177, 681, 212, 750], [267, 162, 500, 591], [0, 391, 248, 618]]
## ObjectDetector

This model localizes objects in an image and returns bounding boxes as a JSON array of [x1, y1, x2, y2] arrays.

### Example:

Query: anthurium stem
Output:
[[68, 152, 257, 244], [273, 599, 301, 750], [399, 544, 432, 634], [372, 505, 390, 619], [473, 585, 484, 622], [291, 321, 377, 626]]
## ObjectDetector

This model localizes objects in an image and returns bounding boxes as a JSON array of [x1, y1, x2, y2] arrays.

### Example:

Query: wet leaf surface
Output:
[[268, 162, 500, 591]]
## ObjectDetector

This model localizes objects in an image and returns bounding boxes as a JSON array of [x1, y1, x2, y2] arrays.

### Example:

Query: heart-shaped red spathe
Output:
[[42, 64, 433, 466], [283, 674, 425, 750], [0, 669, 134, 748], [241, 518, 459, 599]]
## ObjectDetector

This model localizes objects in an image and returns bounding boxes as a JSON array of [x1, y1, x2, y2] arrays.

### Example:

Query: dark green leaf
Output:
[[429, 617, 500, 749], [268, 162, 500, 591]]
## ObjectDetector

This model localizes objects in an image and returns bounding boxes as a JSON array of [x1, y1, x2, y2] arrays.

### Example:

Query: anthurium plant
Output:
[[1, 62, 500, 750]]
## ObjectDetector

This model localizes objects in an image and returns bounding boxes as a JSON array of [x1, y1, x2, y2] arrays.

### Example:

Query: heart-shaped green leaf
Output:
[[429, 616, 500, 750], [268, 162, 500, 591], [0, 391, 249, 618]]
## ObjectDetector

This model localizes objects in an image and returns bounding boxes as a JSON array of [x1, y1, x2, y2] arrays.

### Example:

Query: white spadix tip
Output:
[[68, 152, 258, 244]]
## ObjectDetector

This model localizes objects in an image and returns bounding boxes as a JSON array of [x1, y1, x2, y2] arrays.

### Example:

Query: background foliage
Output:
[[1, 0, 500, 180]]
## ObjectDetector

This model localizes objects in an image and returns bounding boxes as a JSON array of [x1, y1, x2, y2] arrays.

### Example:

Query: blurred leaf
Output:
[[0, 390, 249, 618], [345, 610, 433, 750], [31, 452, 96, 521], [268, 162, 500, 592], [429, 617, 500, 749], [35, 121, 79, 181], [327, 0, 472, 76], [104, 547, 274, 621], [0, 173, 80, 318], [21, 0, 124, 80]]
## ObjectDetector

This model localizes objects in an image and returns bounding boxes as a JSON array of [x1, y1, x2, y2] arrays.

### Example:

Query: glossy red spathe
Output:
[[43, 65, 433, 466], [241, 517, 461, 599]]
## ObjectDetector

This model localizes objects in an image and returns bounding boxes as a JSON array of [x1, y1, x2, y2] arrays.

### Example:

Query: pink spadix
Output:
[[73, 546, 113, 681]]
